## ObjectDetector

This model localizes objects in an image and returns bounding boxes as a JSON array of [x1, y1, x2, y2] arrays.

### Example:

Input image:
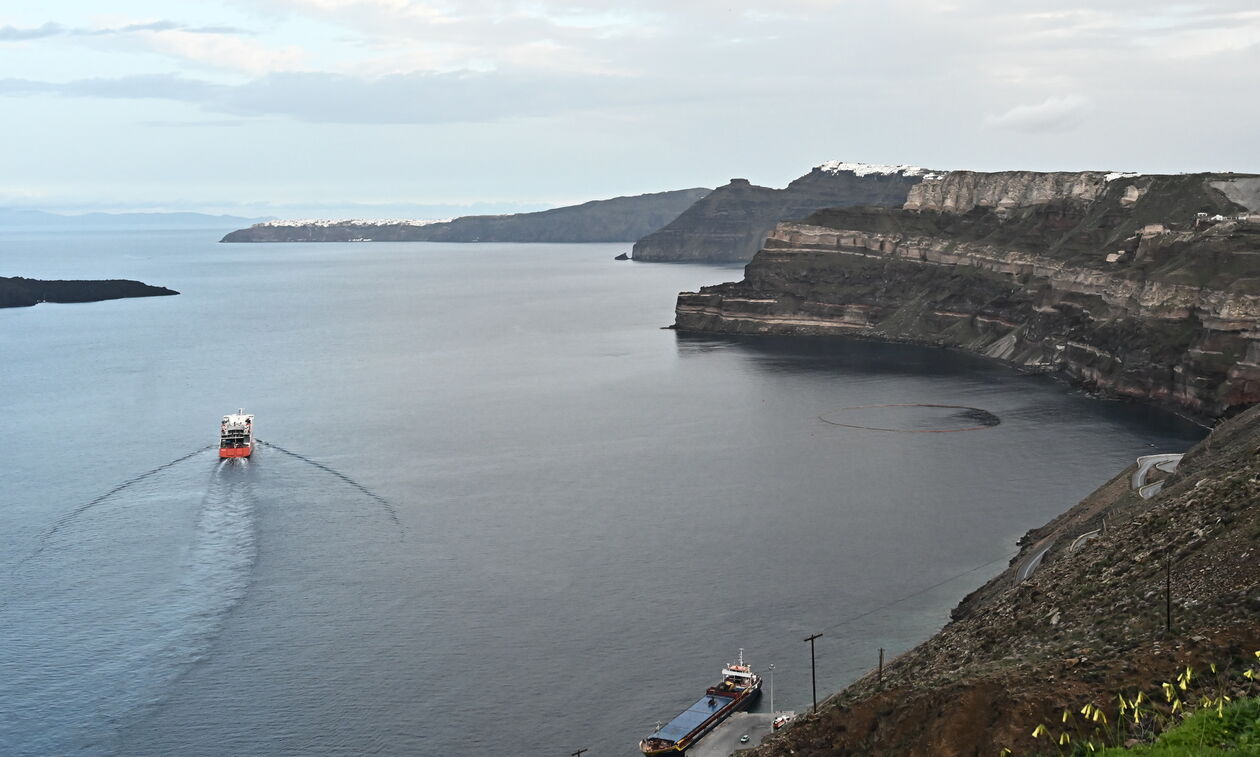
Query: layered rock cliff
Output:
[[631, 162, 935, 262], [220, 188, 710, 243], [752, 402, 1260, 756], [675, 170, 1260, 418], [0, 276, 178, 308]]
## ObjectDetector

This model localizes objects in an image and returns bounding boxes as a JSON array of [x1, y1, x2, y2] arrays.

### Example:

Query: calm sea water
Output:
[[0, 229, 1203, 756]]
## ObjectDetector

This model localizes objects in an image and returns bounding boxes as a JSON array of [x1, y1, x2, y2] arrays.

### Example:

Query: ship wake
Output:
[[15, 444, 217, 570], [256, 439, 403, 534], [0, 459, 259, 756]]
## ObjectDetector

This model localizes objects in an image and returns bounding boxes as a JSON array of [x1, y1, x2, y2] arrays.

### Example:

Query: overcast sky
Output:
[[2, 1, 1258, 216]]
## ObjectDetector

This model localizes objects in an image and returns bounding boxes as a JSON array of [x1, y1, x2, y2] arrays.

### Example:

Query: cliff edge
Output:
[[631, 162, 935, 263], [675, 170, 1260, 418]]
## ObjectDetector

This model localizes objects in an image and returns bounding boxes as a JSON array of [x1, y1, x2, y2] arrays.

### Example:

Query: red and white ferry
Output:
[[219, 410, 254, 458]]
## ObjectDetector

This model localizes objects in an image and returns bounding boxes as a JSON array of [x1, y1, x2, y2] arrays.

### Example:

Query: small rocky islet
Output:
[[0, 276, 178, 309]]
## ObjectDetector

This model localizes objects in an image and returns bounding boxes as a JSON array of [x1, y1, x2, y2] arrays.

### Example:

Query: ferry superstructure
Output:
[[639, 651, 762, 754], [219, 411, 254, 458]]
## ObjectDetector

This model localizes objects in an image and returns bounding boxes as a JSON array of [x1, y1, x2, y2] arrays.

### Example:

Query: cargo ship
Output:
[[639, 651, 762, 754], [219, 410, 254, 458]]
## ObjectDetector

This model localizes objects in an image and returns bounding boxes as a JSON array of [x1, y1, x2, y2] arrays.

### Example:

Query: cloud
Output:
[[0, 22, 65, 41], [983, 95, 1088, 133], [0, 74, 222, 102], [139, 119, 248, 127], [137, 30, 305, 75], [4, 19, 289, 75], [0, 69, 691, 124], [0, 19, 254, 42], [79, 21, 256, 36], [82, 21, 183, 35], [219, 69, 691, 123]]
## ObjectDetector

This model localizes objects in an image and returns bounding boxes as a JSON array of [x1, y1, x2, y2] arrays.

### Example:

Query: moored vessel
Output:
[[639, 650, 762, 755], [219, 410, 254, 458]]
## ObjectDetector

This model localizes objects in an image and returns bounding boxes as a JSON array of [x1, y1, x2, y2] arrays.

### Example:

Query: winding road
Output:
[[1132, 453, 1184, 499], [1016, 452, 1186, 582], [1017, 540, 1055, 581]]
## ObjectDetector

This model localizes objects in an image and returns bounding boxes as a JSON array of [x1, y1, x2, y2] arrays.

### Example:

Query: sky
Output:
[[1, 1, 1258, 217]]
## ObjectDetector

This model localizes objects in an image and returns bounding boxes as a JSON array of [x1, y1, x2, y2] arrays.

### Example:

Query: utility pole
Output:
[[769, 663, 775, 714], [804, 633, 823, 714], [877, 648, 884, 688], [571, 749, 589, 757]]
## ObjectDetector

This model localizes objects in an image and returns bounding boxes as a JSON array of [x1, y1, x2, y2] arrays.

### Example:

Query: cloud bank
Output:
[[984, 95, 1088, 133]]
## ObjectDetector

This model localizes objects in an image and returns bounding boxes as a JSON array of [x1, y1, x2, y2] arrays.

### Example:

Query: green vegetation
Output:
[[1022, 653, 1260, 756], [1096, 698, 1260, 756]]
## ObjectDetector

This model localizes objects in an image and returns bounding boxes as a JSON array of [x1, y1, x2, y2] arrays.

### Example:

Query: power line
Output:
[[821, 549, 1020, 636]]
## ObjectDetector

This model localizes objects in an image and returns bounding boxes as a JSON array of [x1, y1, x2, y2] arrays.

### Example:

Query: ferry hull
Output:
[[219, 446, 252, 458]]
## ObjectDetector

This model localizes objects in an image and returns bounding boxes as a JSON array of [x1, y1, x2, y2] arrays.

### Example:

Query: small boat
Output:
[[639, 650, 762, 754], [219, 410, 254, 458]]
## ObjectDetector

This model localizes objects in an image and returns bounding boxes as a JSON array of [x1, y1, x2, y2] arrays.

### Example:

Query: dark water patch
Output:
[[953, 407, 1002, 428], [819, 404, 1001, 433]]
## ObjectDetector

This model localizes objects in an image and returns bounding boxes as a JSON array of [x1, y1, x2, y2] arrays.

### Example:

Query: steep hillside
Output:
[[753, 402, 1260, 757], [631, 162, 934, 262], [675, 170, 1260, 418], [219, 188, 710, 243]]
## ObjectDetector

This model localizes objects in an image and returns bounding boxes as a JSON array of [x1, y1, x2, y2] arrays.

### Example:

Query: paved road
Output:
[[689, 712, 775, 757], [1069, 529, 1101, 552], [1131, 453, 1184, 490], [1018, 540, 1055, 581]]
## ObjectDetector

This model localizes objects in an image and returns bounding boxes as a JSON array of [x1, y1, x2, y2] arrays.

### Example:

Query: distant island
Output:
[[0, 208, 270, 230], [219, 188, 711, 243], [0, 277, 178, 309]]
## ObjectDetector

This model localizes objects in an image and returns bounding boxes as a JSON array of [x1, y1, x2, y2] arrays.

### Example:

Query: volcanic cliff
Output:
[[675, 170, 1260, 419], [631, 162, 935, 263]]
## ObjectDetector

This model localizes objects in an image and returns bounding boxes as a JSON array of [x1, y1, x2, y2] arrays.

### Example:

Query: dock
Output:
[[688, 712, 776, 757]]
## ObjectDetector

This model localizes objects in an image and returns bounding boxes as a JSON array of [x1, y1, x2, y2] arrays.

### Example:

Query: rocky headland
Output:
[[675, 170, 1260, 419], [631, 162, 936, 263], [220, 188, 710, 243], [0, 277, 178, 308], [751, 400, 1260, 756]]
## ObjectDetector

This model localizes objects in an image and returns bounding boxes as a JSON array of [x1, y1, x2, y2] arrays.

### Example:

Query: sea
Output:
[[0, 228, 1204, 756]]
